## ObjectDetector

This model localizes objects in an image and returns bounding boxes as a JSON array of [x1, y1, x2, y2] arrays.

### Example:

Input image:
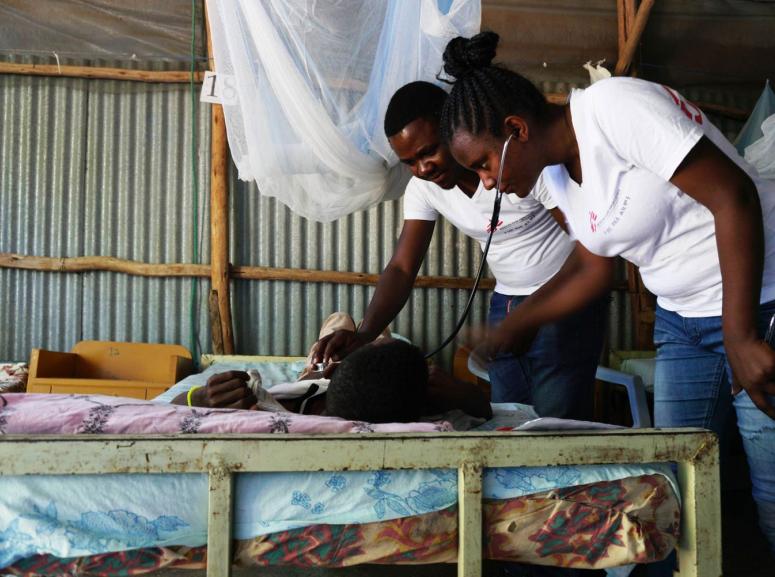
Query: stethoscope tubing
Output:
[[424, 133, 514, 359]]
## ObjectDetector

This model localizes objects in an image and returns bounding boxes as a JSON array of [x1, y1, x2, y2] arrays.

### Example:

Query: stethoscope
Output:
[[424, 132, 515, 359]]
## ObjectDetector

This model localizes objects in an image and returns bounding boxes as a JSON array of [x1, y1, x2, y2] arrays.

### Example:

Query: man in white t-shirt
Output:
[[310, 81, 608, 420]]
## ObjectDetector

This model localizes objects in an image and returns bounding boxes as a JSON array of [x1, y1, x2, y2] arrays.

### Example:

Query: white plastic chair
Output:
[[467, 349, 652, 428]]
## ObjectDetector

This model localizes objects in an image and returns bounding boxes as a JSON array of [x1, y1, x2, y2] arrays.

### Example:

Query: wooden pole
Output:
[[0, 254, 210, 276], [209, 290, 225, 355], [0, 61, 203, 83], [617, 0, 628, 67], [205, 4, 236, 355], [0, 253, 641, 292], [0, 253, 504, 289], [615, 0, 655, 77]]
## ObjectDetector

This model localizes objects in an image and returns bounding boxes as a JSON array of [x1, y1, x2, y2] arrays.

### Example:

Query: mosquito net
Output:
[[206, 0, 481, 222]]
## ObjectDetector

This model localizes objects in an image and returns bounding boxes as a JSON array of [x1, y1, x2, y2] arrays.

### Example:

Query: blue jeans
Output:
[[653, 302, 775, 555], [487, 292, 607, 420]]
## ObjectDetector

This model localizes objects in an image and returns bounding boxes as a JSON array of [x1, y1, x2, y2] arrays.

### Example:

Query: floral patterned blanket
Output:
[[4, 474, 679, 574], [0, 393, 451, 434]]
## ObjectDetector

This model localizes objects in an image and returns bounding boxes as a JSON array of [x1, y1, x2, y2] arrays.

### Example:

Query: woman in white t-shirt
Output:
[[439, 31, 775, 555], [310, 81, 608, 420]]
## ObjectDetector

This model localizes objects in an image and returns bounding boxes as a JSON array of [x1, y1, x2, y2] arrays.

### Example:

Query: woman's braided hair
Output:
[[439, 31, 546, 142]]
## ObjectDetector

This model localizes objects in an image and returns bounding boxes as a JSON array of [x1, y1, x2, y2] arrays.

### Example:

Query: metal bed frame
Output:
[[0, 428, 720, 577]]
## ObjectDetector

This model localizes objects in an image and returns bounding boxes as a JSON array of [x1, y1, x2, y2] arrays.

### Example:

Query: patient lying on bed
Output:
[[172, 314, 491, 424]]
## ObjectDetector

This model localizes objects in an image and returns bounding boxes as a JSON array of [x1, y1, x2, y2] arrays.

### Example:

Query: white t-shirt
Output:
[[403, 173, 574, 295], [543, 77, 775, 316]]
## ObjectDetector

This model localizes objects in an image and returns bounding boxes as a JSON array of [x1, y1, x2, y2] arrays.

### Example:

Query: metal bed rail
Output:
[[0, 429, 720, 577]]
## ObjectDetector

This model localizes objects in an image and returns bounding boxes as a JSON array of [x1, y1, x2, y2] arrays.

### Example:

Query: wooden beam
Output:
[[0, 253, 498, 290], [615, 0, 655, 76], [0, 61, 204, 83], [0, 254, 636, 292], [205, 3, 235, 355], [231, 264, 498, 290], [0, 253, 210, 277]]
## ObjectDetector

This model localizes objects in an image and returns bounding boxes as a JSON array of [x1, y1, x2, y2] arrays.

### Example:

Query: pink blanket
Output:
[[0, 394, 451, 435]]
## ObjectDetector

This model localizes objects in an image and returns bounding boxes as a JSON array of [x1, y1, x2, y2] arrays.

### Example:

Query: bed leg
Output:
[[207, 464, 234, 577], [675, 433, 721, 577], [458, 462, 483, 577]]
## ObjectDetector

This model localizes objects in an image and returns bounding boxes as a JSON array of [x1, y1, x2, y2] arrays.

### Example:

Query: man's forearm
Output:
[[357, 264, 417, 340]]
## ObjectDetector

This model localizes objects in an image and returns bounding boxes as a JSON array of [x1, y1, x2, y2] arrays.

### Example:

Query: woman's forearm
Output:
[[505, 245, 613, 333], [715, 181, 764, 343]]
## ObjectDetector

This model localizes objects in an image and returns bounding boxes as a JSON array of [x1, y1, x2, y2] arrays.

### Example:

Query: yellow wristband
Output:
[[187, 385, 203, 407]]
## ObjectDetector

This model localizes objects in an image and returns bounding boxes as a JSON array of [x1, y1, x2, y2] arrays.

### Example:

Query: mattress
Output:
[[2, 474, 678, 574]]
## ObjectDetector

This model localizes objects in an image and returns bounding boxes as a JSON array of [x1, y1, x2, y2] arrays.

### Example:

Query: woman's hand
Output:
[[194, 371, 257, 410], [426, 365, 492, 419], [725, 337, 775, 420], [309, 330, 370, 365], [485, 318, 537, 360]]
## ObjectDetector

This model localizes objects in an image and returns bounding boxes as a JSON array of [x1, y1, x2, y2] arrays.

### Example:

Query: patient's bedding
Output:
[[3, 475, 678, 573], [0, 378, 679, 571]]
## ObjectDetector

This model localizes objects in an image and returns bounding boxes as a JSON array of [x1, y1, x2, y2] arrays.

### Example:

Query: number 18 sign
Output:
[[200, 71, 237, 106]]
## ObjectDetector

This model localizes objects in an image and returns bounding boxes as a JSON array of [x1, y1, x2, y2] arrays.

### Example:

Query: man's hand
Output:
[[726, 337, 775, 420], [194, 371, 257, 410], [309, 329, 370, 365]]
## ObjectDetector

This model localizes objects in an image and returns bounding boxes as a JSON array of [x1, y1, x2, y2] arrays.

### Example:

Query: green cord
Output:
[[189, 0, 200, 361]]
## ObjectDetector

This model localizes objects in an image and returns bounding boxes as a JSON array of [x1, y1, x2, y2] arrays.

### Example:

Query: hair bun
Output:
[[442, 31, 499, 79]]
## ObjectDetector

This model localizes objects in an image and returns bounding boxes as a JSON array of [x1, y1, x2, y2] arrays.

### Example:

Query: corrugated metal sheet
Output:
[[0, 60, 211, 361], [0, 67, 761, 368]]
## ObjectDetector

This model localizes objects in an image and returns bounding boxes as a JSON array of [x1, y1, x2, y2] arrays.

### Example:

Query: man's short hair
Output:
[[325, 340, 428, 423], [384, 81, 448, 138]]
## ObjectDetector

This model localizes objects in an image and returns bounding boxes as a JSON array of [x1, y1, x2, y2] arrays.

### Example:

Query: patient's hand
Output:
[[193, 371, 257, 410], [310, 329, 370, 365]]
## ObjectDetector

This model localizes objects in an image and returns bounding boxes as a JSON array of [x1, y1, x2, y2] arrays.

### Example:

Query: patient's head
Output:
[[325, 340, 428, 423]]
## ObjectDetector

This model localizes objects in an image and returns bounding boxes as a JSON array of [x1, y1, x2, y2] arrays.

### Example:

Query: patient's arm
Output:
[[172, 371, 257, 409], [425, 365, 492, 419]]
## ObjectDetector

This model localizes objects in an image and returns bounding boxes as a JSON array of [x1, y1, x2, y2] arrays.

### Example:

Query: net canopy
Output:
[[206, 0, 481, 222]]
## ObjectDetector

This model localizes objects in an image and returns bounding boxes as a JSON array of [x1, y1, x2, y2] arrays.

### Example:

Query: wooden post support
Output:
[[615, 0, 655, 77], [208, 290, 225, 355], [206, 4, 236, 355], [210, 103, 235, 355]]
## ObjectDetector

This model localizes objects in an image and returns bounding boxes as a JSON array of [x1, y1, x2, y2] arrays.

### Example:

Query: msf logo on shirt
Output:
[[486, 219, 504, 234], [589, 211, 598, 233]]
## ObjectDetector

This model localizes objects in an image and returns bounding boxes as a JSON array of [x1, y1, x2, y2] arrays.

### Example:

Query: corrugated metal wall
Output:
[[0, 65, 212, 362], [0, 66, 756, 367]]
